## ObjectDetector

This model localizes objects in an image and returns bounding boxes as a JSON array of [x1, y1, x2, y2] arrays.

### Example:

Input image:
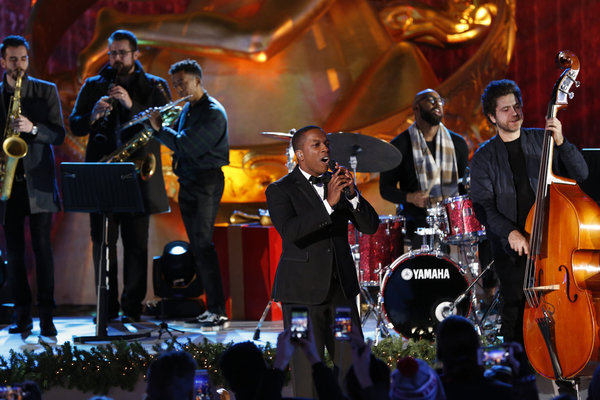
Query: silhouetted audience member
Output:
[[389, 356, 445, 400], [219, 341, 270, 399], [588, 363, 600, 400], [344, 327, 391, 399], [18, 381, 42, 400], [146, 351, 196, 400], [220, 322, 344, 400], [436, 315, 537, 400]]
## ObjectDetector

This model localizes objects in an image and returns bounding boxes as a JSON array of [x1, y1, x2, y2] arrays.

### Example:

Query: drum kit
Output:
[[261, 130, 500, 343]]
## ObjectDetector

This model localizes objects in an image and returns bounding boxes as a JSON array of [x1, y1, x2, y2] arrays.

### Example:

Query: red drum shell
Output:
[[442, 195, 486, 244], [348, 215, 404, 285]]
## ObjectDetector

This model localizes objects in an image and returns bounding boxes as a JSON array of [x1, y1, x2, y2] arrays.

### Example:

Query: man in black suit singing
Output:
[[265, 125, 379, 396]]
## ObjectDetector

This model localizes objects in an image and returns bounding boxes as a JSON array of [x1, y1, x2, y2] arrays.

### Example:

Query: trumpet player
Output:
[[0, 35, 65, 336], [148, 59, 229, 327], [69, 30, 170, 323]]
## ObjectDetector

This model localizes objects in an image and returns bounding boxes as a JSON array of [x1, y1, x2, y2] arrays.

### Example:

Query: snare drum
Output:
[[442, 195, 486, 244], [348, 215, 405, 286], [381, 250, 470, 339]]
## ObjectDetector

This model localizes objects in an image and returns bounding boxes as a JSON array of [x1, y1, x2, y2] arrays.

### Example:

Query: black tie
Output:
[[309, 175, 324, 185], [309, 175, 329, 200]]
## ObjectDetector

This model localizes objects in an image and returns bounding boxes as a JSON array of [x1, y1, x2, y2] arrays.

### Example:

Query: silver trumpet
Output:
[[116, 95, 191, 133]]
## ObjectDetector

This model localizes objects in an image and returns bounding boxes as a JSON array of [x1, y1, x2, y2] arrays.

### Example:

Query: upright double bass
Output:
[[523, 51, 600, 380]]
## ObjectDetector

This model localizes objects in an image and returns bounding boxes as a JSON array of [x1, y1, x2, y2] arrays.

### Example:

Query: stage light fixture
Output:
[[152, 241, 204, 318]]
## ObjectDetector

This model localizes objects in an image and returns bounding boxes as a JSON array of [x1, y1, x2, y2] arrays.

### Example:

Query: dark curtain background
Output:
[[507, 0, 600, 149], [418, 0, 600, 149]]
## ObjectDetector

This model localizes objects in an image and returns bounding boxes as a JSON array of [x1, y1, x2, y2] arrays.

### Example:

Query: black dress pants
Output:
[[282, 276, 362, 398], [90, 212, 149, 317], [493, 252, 527, 345], [3, 179, 55, 311], [178, 169, 226, 315]]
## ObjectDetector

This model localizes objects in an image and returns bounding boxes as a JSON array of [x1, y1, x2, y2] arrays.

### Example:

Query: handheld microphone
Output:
[[92, 64, 123, 142], [328, 159, 353, 196]]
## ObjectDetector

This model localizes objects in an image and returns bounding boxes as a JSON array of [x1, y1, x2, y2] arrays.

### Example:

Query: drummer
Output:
[[379, 88, 469, 249]]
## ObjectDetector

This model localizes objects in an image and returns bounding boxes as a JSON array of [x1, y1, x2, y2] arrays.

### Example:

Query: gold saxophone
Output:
[[0, 72, 28, 201], [99, 96, 189, 181]]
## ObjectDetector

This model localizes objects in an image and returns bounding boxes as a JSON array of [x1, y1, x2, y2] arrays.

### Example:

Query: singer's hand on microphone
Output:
[[108, 85, 133, 109], [91, 96, 112, 123], [326, 167, 353, 207]]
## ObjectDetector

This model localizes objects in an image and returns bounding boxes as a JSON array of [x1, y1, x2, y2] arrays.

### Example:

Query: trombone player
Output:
[[0, 35, 65, 336], [69, 30, 170, 323], [148, 59, 229, 327]]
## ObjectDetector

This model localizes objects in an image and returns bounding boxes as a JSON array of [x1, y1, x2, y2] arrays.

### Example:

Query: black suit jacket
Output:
[[265, 166, 379, 305], [0, 74, 65, 214], [69, 61, 170, 214]]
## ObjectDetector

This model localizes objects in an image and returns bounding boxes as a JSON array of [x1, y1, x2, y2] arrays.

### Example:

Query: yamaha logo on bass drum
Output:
[[400, 267, 451, 280]]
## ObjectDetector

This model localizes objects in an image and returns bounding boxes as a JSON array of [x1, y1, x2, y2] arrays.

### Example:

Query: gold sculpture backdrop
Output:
[[36, 0, 516, 210]]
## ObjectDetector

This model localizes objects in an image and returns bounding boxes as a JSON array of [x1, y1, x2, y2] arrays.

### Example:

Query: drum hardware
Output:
[[349, 215, 405, 344], [476, 287, 502, 341], [447, 260, 493, 317], [261, 129, 296, 173]]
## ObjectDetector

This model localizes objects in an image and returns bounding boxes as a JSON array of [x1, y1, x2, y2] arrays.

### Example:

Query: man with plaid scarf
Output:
[[380, 89, 469, 248]]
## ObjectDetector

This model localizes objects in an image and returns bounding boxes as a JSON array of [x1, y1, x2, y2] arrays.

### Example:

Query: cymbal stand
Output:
[[285, 129, 296, 173]]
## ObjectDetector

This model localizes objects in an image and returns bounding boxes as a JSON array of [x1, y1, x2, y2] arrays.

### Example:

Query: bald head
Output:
[[413, 89, 445, 127], [413, 88, 440, 107]]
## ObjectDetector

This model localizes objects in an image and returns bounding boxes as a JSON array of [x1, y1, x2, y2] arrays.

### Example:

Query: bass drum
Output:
[[381, 251, 471, 340]]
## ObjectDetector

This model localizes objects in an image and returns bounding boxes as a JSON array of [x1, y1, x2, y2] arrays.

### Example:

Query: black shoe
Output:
[[40, 321, 57, 337], [8, 321, 33, 334]]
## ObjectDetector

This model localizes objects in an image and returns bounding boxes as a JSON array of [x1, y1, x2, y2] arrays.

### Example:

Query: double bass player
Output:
[[470, 79, 588, 348]]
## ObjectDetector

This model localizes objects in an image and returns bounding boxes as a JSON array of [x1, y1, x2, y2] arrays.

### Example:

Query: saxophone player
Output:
[[0, 35, 65, 336], [69, 30, 170, 323], [148, 59, 229, 327]]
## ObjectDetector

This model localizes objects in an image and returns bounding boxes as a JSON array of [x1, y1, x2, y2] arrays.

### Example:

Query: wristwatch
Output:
[[30, 125, 38, 136]]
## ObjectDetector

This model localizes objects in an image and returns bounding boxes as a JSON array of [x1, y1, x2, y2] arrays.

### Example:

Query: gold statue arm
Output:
[[379, 2, 495, 47], [78, 0, 333, 79]]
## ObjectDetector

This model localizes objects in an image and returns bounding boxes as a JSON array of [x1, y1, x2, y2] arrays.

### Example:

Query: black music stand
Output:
[[61, 162, 152, 343]]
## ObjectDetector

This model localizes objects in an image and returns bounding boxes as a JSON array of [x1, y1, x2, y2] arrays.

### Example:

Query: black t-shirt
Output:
[[504, 137, 535, 229]]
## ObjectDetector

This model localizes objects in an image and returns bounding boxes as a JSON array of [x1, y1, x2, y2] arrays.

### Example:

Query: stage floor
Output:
[[0, 308, 589, 400]]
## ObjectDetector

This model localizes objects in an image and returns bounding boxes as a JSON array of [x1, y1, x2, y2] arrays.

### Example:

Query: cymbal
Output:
[[261, 131, 293, 141], [327, 132, 401, 172]]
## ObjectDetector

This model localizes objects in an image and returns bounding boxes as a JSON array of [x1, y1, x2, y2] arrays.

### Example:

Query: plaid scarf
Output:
[[408, 122, 459, 203]]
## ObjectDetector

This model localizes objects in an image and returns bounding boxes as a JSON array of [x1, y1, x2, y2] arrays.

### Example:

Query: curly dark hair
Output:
[[481, 79, 522, 123]]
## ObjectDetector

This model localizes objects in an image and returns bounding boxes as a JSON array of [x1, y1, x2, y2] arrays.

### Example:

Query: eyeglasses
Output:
[[107, 50, 134, 58], [422, 95, 446, 107]]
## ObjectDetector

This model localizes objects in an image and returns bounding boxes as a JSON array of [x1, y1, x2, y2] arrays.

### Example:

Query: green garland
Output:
[[0, 336, 435, 395]]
